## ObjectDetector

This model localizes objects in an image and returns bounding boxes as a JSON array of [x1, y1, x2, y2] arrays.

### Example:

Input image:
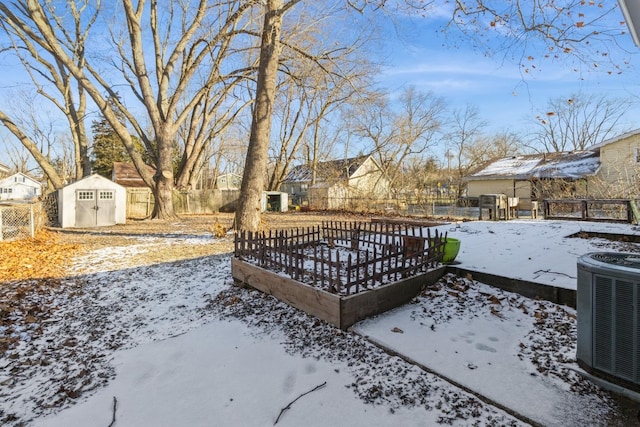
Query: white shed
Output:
[[262, 191, 288, 212], [58, 174, 127, 228]]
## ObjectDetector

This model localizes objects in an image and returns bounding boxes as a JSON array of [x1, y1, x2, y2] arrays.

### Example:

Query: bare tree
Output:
[[5, 140, 33, 174], [450, 1, 627, 74], [345, 88, 393, 164], [444, 104, 487, 198], [389, 87, 445, 189], [347, 86, 446, 194], [397, 155, 440, 196], [235, 0, 377, 230], [267, 35, 374, 192], [0, 1, 96, 185], [530, 92, 633, 153], [0, 110, 75, 186], [236, 0, 298, 231], [465, 131, 521, 167], [50, 135, 78, 184], [0, 0, 260, 219], [268, 76, 312, 192]]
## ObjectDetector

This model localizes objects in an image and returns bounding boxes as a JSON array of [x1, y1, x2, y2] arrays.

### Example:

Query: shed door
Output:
[[75, 189, 117, 227], [96, 190, 116, 226], [75, 190, 97, 227]]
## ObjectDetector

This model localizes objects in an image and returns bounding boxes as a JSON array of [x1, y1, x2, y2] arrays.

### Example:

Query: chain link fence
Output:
[[0, 203, 38, 241]]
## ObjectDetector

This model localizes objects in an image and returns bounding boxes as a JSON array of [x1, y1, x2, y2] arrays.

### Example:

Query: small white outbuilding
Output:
[[262, 191, 288, 212], [58, 174, 127, 228]]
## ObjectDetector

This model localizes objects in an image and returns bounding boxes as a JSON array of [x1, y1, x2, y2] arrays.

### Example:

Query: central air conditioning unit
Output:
[[577, 252, 640, 392]]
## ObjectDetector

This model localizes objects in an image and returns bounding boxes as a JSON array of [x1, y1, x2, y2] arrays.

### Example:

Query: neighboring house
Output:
[[466, 129, 640, 205], [111, 162, 155, 218], [281, 155, 389, 209], [111, 162, 155, 188], [465, 151, 601, 208], [0, 172, 43, 201], [588, 129, 640, 197], [216, 173, 242, 190], [0, 162, 10, 178]]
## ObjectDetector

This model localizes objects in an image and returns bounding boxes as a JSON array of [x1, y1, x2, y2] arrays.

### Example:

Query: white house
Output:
[[216, 173, 242, 190], [58, 174, 127, 228], [281, 155, 390, 209], [0, 172, 43, 201]]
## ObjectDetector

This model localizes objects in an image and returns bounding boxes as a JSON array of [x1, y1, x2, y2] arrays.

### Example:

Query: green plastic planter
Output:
[[441, 237, 461, 263]]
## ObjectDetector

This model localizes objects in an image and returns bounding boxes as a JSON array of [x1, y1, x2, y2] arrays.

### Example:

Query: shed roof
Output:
[[63, 173, 126, 191], [467, 151, 600, 181]]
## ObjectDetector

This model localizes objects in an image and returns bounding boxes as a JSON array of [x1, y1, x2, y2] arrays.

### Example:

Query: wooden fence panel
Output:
[[543, 199, 632, 223], [234, 221, 445, 296]]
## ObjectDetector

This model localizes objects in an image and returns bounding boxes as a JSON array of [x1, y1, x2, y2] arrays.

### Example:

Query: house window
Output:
[[635, 147, 640, 163], [99, 191, 114, 200], [77, 191, 94, 200]]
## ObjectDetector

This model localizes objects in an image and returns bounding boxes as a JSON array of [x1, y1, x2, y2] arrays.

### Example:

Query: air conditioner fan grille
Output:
[[590, 253, 640, 269]]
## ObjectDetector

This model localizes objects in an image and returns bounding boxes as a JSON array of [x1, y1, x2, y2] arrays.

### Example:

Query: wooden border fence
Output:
[[234, 220, 445, 295]]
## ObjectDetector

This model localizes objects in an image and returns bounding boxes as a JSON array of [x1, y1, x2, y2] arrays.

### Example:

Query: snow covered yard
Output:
[[2, 215, 640, 426], [354, 274, 621, 426]]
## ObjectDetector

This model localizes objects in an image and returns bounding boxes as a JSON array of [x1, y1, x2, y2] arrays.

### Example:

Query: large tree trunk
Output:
[[151, 130, 178, 219], [153, 172, 176, 219], [235, 0, 284, 231]]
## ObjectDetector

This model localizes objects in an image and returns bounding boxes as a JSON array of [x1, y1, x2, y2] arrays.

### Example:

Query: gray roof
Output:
[[283, 155, 371, 183], [467, 151, 600, 181]]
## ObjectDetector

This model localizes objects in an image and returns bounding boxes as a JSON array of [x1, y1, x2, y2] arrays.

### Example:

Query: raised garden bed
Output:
[[232, 221, 447, 329]]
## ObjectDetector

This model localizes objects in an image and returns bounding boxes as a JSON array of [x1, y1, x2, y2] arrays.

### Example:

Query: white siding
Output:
[[58, 174, 127, 228], [0, 173, 42, 200], [467, 179, 516, 198], [597, 134, 640, 196], [349, 157, 389, 197]]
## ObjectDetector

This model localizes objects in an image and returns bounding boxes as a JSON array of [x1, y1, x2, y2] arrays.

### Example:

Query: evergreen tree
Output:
[[91, 95, 131, 177]]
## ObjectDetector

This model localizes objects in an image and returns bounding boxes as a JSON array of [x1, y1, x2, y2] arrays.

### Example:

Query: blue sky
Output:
[[1, 1, 639, 171], [376, 2, 640, 137]]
